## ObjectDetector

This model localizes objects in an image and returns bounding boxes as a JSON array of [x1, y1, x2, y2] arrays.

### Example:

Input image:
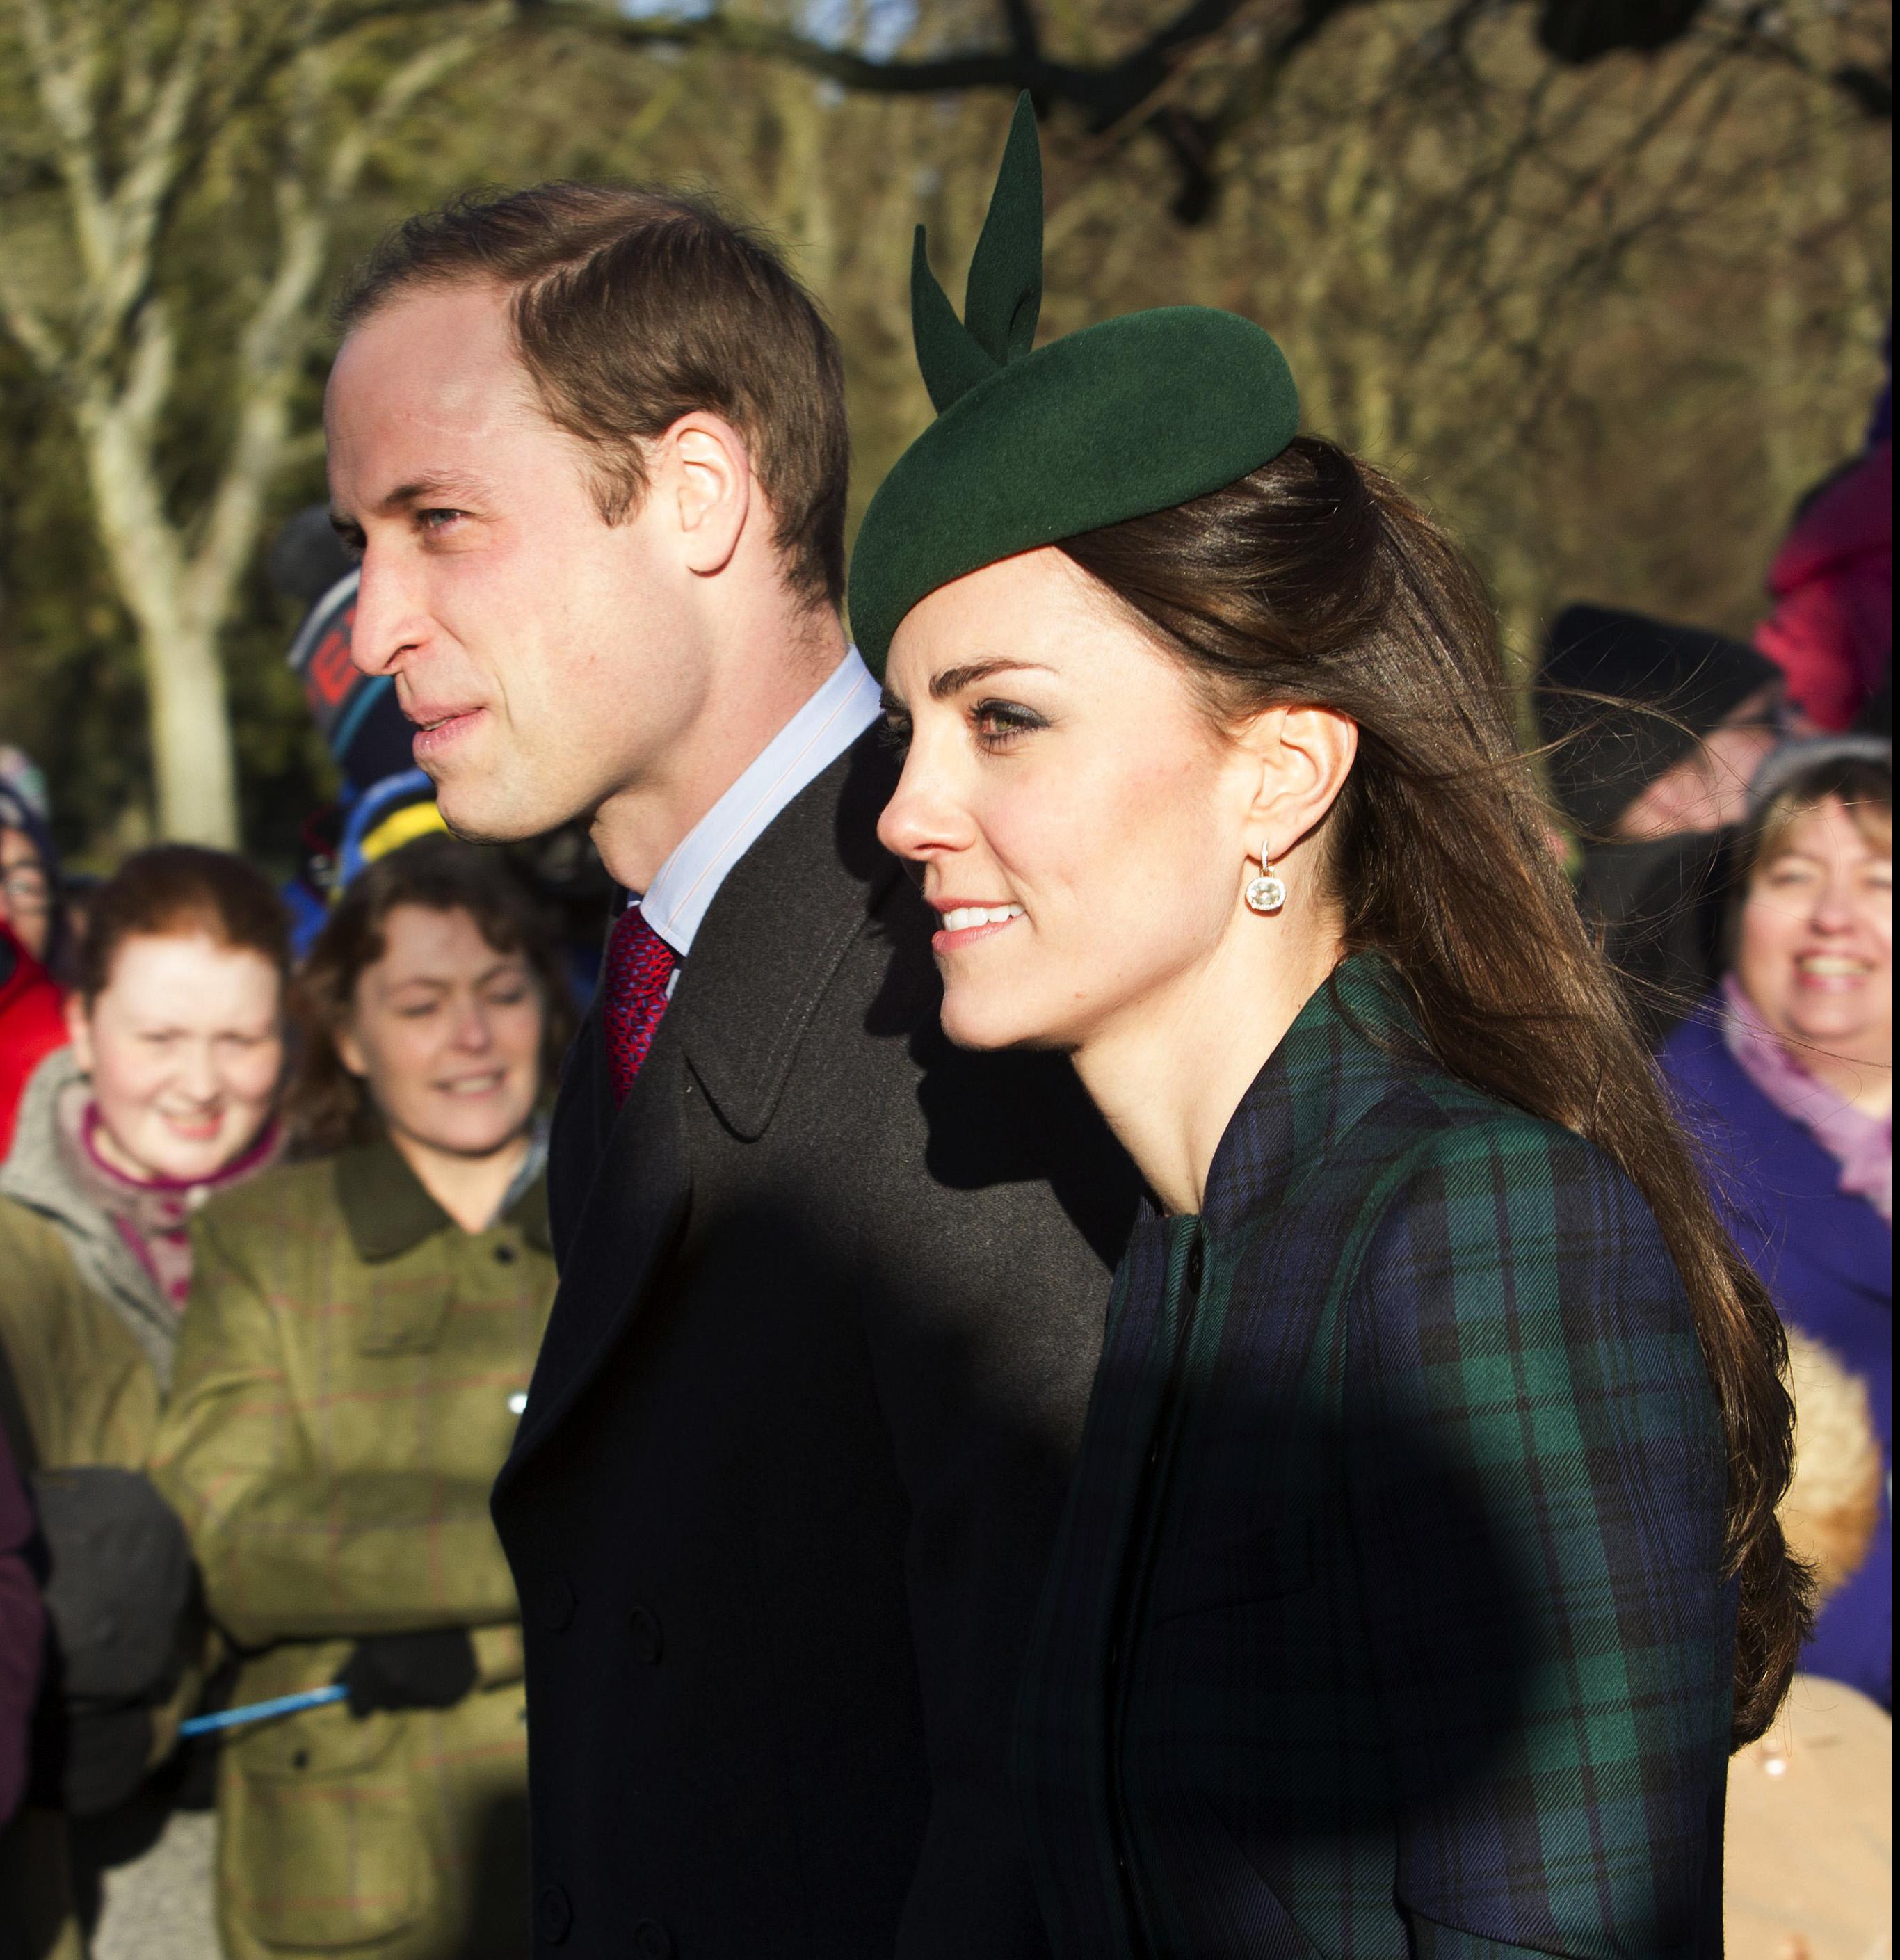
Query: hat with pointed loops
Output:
[[847, 95, 1301, 674]]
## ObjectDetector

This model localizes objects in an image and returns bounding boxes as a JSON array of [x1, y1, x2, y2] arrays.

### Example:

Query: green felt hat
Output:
[[848, 95, 1301, 675]]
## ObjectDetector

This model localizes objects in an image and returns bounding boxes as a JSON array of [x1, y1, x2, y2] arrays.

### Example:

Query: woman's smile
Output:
[[933, 901, 1026, 953], [1792, 951, 1874, 993]]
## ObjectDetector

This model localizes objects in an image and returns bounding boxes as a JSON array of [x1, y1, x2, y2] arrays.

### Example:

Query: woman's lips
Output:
[[931, 902, 1025, 955], [1792, 953, 1875, 993], [159, 1111, 223, 1141]]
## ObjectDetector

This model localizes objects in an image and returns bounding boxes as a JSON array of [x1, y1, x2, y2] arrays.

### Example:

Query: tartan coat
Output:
[[1016, 957, 1737, 1959], [150, 1135, 554, 1960]]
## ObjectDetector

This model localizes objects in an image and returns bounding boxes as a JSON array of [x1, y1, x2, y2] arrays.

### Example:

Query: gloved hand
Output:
[[334, 1628, 477, 1718]]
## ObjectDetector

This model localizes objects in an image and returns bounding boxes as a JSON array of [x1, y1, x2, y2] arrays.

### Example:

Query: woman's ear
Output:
[[64, 992, 95, 1075], [334, 1019, 370, 1082], [1238, 704, 1359, 863]]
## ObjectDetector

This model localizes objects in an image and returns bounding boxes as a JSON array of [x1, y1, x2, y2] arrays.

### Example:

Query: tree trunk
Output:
[[138, 614, 241, 848], [77, 391, 243, 847]]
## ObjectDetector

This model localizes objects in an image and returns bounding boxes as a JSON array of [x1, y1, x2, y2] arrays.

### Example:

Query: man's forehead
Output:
[[325, 284, 547, 510], [328, 283, 536, 435]]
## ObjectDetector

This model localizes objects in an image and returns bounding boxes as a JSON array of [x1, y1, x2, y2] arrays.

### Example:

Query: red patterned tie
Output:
[[602, 904, 677, 1107]]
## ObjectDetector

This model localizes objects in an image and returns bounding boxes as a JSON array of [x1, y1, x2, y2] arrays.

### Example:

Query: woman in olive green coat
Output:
[[152, 839, 572, 1960]]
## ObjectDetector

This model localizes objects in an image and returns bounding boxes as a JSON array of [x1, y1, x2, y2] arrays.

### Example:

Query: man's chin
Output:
[[430, 771, 585, 846]]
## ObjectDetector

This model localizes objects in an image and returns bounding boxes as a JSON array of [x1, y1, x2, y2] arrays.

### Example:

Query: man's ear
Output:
[[659, 413, 753, 578], [1238, 704, 1359, 865], [65, 993, 95, 1075]]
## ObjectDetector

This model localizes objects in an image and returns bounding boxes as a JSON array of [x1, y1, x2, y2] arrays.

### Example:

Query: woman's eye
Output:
[[878, 714, 912, 753], [395, 1002, 437, 1018], [971, 698, 1046, 748]]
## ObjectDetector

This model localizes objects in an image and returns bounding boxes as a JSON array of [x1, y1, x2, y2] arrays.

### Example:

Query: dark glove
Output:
[[335, 1629, 476, 1718], [31, 1466, 195, 1702], [42, 1702, 154, 1817]]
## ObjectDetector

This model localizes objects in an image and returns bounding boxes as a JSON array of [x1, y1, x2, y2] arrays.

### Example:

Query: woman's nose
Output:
[[876, 748, 967, 867], [1808, 877, 1857, 933], [178, 1041, 221, 1102], [449, 1000, 494, 1052]]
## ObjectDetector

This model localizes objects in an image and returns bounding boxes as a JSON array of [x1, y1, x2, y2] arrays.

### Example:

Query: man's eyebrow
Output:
[[929, 659, 1055, 701], [330, 475, 488, 531]]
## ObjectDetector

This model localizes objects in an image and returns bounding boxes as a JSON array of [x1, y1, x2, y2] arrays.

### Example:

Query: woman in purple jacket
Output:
[[1661, 739, 1892, 1706]]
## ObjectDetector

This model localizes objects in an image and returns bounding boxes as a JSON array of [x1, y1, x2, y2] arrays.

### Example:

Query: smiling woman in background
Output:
[[151, 836, 568, 1960], [0, 844, 291, 1960], [1661, 740, 1892, 1710]]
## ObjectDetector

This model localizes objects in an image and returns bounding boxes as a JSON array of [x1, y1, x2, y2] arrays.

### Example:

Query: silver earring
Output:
[[1245, 849, 1287, 915]]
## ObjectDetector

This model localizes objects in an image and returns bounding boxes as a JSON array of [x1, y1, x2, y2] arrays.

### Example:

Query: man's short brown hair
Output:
[[337, 183, 850, 609]]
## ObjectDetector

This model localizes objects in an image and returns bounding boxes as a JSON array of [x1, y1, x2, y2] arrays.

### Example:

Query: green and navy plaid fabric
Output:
[[1015, 958, 1734, 1958]]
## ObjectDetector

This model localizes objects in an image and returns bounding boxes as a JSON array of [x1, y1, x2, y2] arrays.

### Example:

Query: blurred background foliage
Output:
[[0, 0, 1890, 866]]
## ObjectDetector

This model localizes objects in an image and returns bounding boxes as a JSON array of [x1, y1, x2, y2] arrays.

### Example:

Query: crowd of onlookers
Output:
[[0, 369, 1889, 1960]]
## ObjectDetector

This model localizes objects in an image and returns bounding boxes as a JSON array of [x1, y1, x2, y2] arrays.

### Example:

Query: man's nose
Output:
[[350, 547, 428, 679]]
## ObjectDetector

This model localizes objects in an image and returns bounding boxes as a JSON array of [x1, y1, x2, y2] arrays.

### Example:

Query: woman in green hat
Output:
[[854, 99, 1810, 1958]]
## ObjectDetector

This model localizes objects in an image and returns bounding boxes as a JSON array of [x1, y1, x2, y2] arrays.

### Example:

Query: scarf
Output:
[[56, 1081, 284, 1310], [1721, 974, 1892, 1226]]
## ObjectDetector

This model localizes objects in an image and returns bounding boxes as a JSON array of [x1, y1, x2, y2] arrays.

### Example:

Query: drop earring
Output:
[[1244, 848, 1287, 915]]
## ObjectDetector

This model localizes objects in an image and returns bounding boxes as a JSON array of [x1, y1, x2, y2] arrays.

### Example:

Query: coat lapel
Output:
[[497, 733, 905, 1486], [671, 732, 905, 1139]]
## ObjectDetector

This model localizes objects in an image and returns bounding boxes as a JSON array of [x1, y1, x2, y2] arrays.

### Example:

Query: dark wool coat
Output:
[[1661, 1000, 1891, 1709], [1015, 959, 1737, 1959], [491, 733, 1137, 1960]]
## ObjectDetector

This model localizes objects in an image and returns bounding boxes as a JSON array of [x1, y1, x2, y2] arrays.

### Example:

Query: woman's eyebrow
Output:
[[928, 659, 1055, 700]]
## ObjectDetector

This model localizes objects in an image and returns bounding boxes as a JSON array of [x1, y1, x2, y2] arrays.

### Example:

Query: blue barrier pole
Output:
[[179, 1683, 348, 1737]]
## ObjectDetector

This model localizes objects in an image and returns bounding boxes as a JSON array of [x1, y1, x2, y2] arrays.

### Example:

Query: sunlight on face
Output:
[[324, 283, 707, 842], [876, 548, 1259, 1054], [71, 934, 284, 1183], [1735, 797, 1892, 1066], [339, 903, 545, 1160]]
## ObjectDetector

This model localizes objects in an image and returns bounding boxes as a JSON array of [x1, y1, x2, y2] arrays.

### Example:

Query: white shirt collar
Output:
[[636, 648, 883, 961]]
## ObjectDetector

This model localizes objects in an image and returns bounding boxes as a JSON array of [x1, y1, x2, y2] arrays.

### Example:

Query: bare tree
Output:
[[0, 0, 507, 844]]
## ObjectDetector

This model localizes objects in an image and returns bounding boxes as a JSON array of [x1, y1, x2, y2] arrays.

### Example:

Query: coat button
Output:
[[634, 1920, 675, 1959], [536, 1885, 573, 1944], [538, 1577, 576, 1632], [628, 1608, 663, 1664], [494, 1242, 518, 1264]]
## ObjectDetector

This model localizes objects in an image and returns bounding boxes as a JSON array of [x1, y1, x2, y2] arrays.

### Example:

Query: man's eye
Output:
[[418, 509, 466, 535]]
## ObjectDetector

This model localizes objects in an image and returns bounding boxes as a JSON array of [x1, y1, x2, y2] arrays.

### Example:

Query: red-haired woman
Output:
[[0, 844, 291, 1960]]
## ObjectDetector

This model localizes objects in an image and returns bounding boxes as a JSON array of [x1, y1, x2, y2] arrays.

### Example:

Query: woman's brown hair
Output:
[[289, 836, 576, 1156], [77, 845, 291, 1003], [1061, 435, 1810, 1748]]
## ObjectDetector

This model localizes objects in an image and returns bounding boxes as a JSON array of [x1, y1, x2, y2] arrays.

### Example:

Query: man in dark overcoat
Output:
[[323, 182, 1134, 1959]]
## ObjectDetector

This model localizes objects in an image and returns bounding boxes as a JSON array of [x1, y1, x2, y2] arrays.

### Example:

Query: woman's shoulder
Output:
[[1345, 1068, 1672, 1271], [193, 1152, 340, 1241], [0, 1188, 88, 1293]]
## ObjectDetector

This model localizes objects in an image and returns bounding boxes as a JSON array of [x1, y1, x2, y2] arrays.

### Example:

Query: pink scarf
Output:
[[1721, 974, 1892, 1225], [66, 1098, 282, 1310]]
